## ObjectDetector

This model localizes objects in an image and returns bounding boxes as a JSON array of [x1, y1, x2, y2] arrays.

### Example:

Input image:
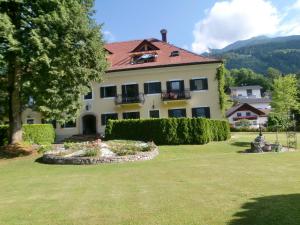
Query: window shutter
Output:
[[192, 108, 196, 117], [101, 114, 105, 125], [144, 83, 149, 94], [203, 79, 208, 90], [190, 80, 195, 91], [112, 86, 117, 97], [205, 107, 211, 118], [180, 80, 185, 91], [100, 87, 104, 98], [122, 85, 126, 97], [157, 82, 162, 93], [166, 81, 171, 92]]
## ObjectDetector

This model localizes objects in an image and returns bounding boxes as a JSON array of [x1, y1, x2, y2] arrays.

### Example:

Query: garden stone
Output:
[[101, 147, 116, 157]]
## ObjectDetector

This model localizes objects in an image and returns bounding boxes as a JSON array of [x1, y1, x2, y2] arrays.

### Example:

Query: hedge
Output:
[[0, 124, 55, 146], [23, 124, 55, 144], [105, 118, 230, 145]]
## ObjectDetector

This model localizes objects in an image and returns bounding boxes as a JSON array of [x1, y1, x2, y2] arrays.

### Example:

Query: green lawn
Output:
[[0, 132, 300, 225]]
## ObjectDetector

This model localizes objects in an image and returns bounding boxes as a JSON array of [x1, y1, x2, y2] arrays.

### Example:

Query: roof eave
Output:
[[106, 60, 223, 73]]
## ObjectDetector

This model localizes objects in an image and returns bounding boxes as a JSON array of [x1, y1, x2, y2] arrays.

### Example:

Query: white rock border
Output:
[[42, 146, 159, 165]]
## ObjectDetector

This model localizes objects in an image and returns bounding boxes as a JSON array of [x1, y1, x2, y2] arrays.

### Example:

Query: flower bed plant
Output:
[[105, 140, 155, 156]]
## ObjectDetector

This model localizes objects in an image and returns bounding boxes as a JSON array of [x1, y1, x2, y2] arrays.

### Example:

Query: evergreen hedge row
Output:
[[0, 124, 55, 146], [105, 118, 230, 145]]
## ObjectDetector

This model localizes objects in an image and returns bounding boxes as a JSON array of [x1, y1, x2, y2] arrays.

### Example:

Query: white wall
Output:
[[232, 88, 261, 98]]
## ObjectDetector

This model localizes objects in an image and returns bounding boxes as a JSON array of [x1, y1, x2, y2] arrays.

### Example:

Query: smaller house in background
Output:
[[226, 103, 269, 128], [230, 85, 271, 110]]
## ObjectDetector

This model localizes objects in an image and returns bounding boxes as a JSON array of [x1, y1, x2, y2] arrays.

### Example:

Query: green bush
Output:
[[23, 124, 55, 144], [105, 118, 230, 145], [0, 125, 9, 146]]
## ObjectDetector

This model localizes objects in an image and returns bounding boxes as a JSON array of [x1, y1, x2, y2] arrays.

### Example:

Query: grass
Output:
[[0, 132, 299, 225]]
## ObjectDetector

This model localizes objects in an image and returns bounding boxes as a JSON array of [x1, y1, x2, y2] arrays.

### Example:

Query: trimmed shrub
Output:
[[0, 125, 9, 146], [106, 118, 230, 145], [23, 124, 55, 144]]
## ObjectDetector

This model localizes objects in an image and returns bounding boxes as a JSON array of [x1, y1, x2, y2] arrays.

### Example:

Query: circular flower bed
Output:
[[41, 140, 159, 165]]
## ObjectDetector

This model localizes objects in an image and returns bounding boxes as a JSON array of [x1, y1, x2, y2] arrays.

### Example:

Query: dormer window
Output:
[[131, 53, 157, 64], [131, 40, 160, 53], [170, 51, 180, 57]]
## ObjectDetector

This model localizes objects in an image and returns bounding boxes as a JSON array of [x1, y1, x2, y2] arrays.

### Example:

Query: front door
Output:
[[82, 115, 96, 135]]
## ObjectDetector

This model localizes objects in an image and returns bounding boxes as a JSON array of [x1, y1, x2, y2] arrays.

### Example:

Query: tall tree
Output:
[[0, 0, 107, 144], [270, 75, 299, 129]]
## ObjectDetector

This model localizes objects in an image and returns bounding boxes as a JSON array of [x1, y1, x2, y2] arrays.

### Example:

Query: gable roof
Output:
[[226, 103, 267, 118], [230, 85, 263, 90], [104, 38, 221, 72], [237, 98, 271, 104], [130, 39, 160, 53]]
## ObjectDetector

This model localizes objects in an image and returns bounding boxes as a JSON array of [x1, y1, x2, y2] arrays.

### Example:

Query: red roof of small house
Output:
[[104, 38, 221, 72], [226, 103, 267, 118]]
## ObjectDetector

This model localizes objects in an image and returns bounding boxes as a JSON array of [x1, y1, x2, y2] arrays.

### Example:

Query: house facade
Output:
[[230, 85, 271, 110], [22, 30, 223, 139], [226, 103, 269, 128]]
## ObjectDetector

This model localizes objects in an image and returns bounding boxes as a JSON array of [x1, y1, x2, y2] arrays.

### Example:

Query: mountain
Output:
[[205, 35, 300, 74]]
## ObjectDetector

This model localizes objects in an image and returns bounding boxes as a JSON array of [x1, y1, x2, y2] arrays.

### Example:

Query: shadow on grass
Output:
[[231, 141, 250, 148], [229, 194, 300, 225]]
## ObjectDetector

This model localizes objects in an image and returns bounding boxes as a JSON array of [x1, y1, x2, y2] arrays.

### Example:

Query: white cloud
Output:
[[291, 0, 300, 9], [103, 30, 116, 43], [192, 0, 300, 53]]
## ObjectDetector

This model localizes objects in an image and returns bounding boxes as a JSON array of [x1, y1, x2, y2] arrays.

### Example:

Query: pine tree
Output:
[[0, 0, 107, 143]]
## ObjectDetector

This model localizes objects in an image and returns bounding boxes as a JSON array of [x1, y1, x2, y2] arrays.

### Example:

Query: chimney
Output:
[[160, 29, 167, 42]]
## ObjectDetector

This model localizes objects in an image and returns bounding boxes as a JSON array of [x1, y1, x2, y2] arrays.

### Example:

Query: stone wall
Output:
[[42, 148, 159, 165]]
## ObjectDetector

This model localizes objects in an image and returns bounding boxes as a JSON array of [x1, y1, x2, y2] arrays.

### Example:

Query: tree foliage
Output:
[[216, 64, 226, 115], [0, 0, 107, 142], [271, 75, 299, 115]]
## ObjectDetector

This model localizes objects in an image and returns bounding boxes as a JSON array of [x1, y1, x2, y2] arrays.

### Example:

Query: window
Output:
[[247, 89, 252, 96], [101, 113, 118, 126], [168, 108, 186, 118], [131, 53, 156, 64], [167, 80, 184, 92], [61, 120, 76, 128], [42, 119, 57, 129], [27, 119, 34, 124], [237, 112, 242, 117], [100, 86, 117, 98], [246, 112, 251, 116], [190, 78, 208, 91], [192, 107, 211, 118], [253, 121, 257, 125], [170, 51, 180, 57], [144, 82, 161, 94], [123, 112, 140, 119], [84, 91, 92, 100], [149, 110, 159, 118]]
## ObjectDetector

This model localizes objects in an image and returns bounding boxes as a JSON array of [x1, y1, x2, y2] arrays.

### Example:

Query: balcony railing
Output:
[[115, 93, 145, 105], [161, 90, 191, 101], [233, 115, 258, 121]]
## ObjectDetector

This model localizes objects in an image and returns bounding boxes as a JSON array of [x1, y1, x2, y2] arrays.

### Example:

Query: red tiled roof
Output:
[[226, 103, 267, 118], [104, 38, 222, 72]]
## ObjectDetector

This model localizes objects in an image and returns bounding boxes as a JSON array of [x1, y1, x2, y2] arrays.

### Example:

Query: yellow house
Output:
[[22, 30, 223, 140]]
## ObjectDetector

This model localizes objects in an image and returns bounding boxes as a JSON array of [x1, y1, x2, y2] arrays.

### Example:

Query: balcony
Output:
[[115, 93, 145, 105], [161, 90, 191, 102], [233, 115, 258, 121]]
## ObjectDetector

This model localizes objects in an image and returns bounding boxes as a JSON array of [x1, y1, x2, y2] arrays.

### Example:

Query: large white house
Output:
[[230, 85, 271, 110]]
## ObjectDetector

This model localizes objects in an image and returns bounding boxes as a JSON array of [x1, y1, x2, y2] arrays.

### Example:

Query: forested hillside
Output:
[[205, 36, 300, 74]]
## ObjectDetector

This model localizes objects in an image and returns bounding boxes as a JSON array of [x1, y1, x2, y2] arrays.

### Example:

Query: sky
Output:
[[94, 0, 300, 53]]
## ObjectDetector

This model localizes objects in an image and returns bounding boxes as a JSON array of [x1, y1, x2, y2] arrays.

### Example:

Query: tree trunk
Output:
[[8, 58, 22, 144], [6, 1, 23, 144]]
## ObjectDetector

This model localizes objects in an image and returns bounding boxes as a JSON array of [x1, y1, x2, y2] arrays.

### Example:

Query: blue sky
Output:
[[94, 0, 300, 53]]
